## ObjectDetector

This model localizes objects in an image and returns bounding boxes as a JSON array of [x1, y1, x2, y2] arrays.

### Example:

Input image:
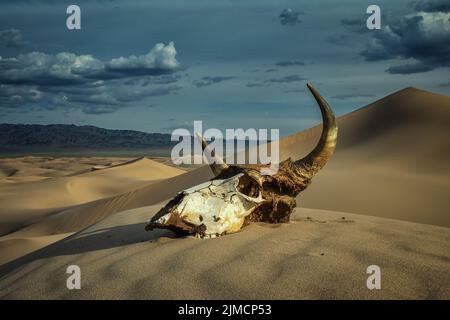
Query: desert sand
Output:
[[1, 206, 449, 299], [0, 157, 185, 264], [0, 87, 449, 299]]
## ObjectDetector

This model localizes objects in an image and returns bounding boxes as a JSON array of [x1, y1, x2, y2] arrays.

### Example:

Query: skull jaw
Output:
[[145, 221, 200, 237], [145, 210, 250, 239], [145, 210, 207, 237]]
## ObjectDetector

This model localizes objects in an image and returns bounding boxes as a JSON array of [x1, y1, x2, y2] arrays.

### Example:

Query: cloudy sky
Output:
[[0, 0, 449, 136]]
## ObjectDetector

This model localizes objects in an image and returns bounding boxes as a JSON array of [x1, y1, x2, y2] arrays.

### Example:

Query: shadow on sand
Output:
[[0, 223, 174, 277]]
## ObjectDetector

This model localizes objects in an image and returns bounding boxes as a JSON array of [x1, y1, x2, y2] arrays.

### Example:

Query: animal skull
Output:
[[147, 174, 265, 238], [145, 82, 338, 238]]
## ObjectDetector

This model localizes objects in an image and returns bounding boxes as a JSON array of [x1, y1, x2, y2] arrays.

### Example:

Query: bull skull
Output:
[[145, 82, 338, 238]]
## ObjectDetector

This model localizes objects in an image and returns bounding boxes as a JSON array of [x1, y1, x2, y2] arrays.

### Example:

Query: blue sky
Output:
[[0, 0, 449, 136]]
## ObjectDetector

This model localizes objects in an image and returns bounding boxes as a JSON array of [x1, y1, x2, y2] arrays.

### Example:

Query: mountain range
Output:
[[0, 124, 173, 152]]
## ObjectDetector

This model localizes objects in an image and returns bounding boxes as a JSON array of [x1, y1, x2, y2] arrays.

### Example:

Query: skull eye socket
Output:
[[236, 174, 260, 198]]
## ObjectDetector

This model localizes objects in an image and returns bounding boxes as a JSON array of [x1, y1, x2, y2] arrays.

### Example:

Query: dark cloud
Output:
[[359, 11, 450, 74], [0, 42, 180, 86], [0, 42, 182, 114], [0, 84, 43, 108], [193, 76, 235, 88], [268, 75, 306, 83], [0, 52, 101, 86], [386, 63, 434, 74], [331, 93, 376, 100], [0, 79, 181, 114], [0, 29, 27, 48], [411, 0, 450, 13], [265, 68, 277, 73], [275, 60, 304, 67], [279, 8, 303, 26], [150, 74, 182, 85]]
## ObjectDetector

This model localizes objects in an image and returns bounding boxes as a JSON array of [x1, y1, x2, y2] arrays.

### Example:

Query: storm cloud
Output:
[[411, 0, 450, 13], [0, 42, 182, 114], [359, 3, 450, 74], [0, 42, 180, 86]]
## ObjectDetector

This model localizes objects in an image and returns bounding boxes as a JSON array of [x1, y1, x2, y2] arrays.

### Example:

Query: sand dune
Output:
[[0, 87, 449, 299], [0, 158, 185, 264], [0, 156, 129, 183], [0, 166, 212, 264], [283, 87, 450, 227], [0, 157, 184, 235], [0, 206, 448, 299]]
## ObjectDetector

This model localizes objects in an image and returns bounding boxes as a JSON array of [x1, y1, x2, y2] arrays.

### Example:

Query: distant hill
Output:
[[0, 123, 270, 156], [0, 124, 173, 153]]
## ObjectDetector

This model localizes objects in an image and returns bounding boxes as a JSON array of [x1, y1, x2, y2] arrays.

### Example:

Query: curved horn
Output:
[[196, 133, 229, 176], [294, 82, 338, 174]]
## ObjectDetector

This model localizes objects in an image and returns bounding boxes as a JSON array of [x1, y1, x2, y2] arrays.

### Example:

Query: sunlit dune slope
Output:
[[280, 87, 450, 227]]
